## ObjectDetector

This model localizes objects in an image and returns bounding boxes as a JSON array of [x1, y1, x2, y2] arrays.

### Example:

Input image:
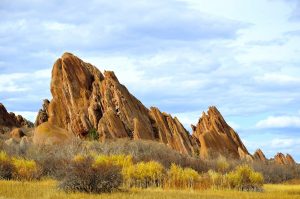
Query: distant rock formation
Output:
[[191, 106, 250, 159], [35, 53, 197, 155], [274, 153, 296, 165], [35, 99, 50, 126], [0, 103, 33, 133], [253, 149, 267, 162]]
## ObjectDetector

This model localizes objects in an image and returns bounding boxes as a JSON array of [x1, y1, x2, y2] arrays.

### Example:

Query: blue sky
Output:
[[1, 0, 300, 161]]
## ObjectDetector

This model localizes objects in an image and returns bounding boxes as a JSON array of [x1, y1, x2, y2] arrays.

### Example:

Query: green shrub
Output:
[[88, 129, 99, 140]]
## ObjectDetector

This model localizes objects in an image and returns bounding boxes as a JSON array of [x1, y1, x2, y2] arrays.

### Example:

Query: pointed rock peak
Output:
[[286, 153, 296, 165], [208, 106, 220, 114], [104, 70, 119, 82], [61, 52, 75, 59], [274, 152, 296, 165], [274, 152, 286, 165], [253, 149, 267, 162], [192, 106, 249, 159]]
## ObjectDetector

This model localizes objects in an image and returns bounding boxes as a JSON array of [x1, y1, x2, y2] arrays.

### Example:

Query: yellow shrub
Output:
[[93, 154, 133, 168], [12, 158, 39, 180], [226, 164, 264, 191], [249, 171, 264, 186], [0, 151, 10, 162], [123, 161, 164, 188], [166, 164, 200, 189], [216, 156, 229, 173], [0, 151, 13, 180], [208, 170, 225, 188], [72, 154, 85, 163]]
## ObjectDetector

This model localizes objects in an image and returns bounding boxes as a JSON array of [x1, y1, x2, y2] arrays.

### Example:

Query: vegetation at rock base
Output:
[[0, 138, 299, 195]]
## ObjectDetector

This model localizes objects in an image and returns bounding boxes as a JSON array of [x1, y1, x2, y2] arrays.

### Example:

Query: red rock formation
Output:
[[192, 106, 250, 159], [253, 149, 267, 162], [149, 107, 199, 155], [0, 103, 33, 133], [274, 153, 296, 165], [286, 154, 296, 165], [36, 52, 197, 155], [35, 99, 50, 126]]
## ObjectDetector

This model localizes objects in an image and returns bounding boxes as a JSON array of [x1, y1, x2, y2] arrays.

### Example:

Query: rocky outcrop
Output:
[[191, 106, 250, 159], [0, 103, 33, 133], [286, 154, 296, 165], [33, 122, 74, 145], [36, 52, 197, 155], [253, 149, 267, 162], [149, 107, 199, 155], [35, 99, 50, 126], [274, 153, 296, 165]]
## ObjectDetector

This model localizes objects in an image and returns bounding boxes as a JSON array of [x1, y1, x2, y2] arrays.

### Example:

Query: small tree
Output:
[[226, 165, 264, 191]]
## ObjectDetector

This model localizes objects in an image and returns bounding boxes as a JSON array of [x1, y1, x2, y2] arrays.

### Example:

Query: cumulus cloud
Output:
[[256, 115, 300, 128]]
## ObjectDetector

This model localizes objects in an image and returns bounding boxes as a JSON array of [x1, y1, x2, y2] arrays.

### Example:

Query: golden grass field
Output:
[[0, 180, 299, 199]]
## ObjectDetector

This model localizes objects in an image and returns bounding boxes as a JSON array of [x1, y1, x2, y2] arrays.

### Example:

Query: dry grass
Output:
[[0, 180, 299, 199]]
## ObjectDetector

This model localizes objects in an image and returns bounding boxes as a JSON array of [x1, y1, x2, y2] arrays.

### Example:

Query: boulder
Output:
[[33, 122, 74, 145], [10, 128, 25, 141]]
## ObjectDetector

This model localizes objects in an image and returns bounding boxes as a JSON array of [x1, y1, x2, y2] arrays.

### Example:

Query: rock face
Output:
[[274, 153, 296, 165], [35, 99, 50, 126], [0, 103, 33, 133], [36, 52, 197, 155], [253, 149, 267, 162], [149, 107, 199, 155], [191, 106, 250, 159]]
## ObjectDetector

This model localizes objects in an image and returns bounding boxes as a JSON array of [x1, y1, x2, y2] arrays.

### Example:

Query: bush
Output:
[[93, 154, 133, 168], [208, 170, 226, 188], [216, 156, 230, 174], [226, 165, 264, 191], [123, 161, 164, 188], [88, 129, 99, 140], [252, 161, 298, 183], [12, 157, 40, 180], [0, 151, 13, 179], [59, 156, 122, 193], [166, 164, 200, 189]]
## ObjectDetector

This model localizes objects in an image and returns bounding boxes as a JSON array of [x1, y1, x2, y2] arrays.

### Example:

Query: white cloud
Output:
[[270, 138, 294, 148], [254, 73, 300, 84], [0, 69, 51, 92], [13, 111, 37, 122], [256, 115, 300, 128]]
